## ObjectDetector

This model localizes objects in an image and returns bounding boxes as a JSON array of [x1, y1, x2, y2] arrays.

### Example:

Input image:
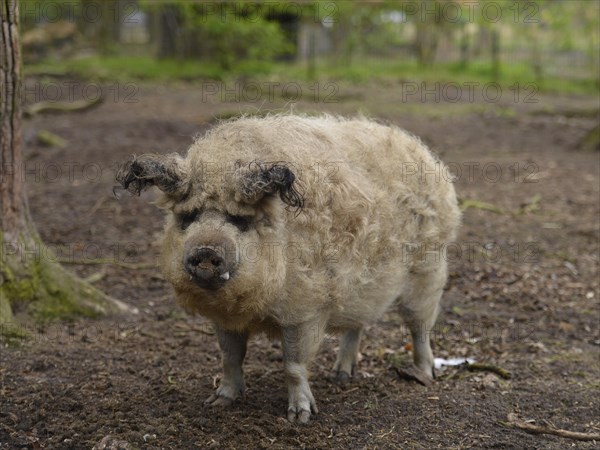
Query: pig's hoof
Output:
[[204, 384, 242, 407], [287, 406, 313, 424], [204, 379, 245, 408], [415, 363, 435, 381], [335, 370, 351, 385], [204, 393, 235, 407], [287, 395, 318, 424]]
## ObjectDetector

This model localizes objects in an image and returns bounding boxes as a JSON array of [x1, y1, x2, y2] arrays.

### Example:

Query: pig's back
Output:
[[201, 115, 460, 258]]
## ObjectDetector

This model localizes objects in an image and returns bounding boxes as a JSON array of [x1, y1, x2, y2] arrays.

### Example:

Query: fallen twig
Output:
[[458, 198, 505, 214], [465, 362, 511, 379], [37, 129, 67, 148], [84, 271, 106, 284], [88, 196, 109, 216], [24, 96, 103, 117], [377, 425, 396, 439], [459, 196, 543, 216], [139, 329, 161, 339], [58, 258, 158, 270], [504, 413, 600, 441]]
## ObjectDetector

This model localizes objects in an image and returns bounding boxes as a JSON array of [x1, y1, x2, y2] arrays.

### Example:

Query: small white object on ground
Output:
[[434, 357, 475, 370]]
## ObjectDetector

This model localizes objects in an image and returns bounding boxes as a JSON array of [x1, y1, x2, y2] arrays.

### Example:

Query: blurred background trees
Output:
[[16, 0, 600, 91]]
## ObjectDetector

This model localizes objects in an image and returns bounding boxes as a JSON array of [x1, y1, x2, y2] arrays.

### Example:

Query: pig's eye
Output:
[[178, 210, 199, 230], [226, 214, 250, 232]]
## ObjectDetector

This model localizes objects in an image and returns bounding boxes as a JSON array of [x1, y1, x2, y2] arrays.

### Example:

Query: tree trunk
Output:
[[157, 5, 180, 58], [414, 1, 440, 67], [306, 28, 316, 80], [460, 24, 470, 69], [1, 0, 130, 331], [415, 22, 440, 67], [490, 27, 501, 82], [98, 0, 119, 55], [530, 28, 543, 86]]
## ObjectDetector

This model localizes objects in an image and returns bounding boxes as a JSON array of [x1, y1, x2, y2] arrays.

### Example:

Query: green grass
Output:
[[273, 58, 599, 95], [25, 55, 599, 96]]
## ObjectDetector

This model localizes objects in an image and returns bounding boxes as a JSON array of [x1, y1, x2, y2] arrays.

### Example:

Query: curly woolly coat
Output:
[[117, 114, 461, 421], [119, 115, 460, 334]]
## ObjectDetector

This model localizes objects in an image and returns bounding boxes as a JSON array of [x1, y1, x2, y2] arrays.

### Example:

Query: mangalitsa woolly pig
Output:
[[117, 114, 461, 423]]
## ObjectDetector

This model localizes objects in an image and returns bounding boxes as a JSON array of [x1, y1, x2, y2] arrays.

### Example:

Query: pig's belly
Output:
[[326, 271, 406, 330]]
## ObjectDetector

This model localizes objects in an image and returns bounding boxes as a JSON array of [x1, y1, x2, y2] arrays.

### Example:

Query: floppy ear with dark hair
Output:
[[116, 153, 186, 197], [239, 162, 304, 212]]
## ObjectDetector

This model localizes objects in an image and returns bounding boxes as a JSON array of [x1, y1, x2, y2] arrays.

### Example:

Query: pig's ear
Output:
[[239, 162, 304, 211], [116, 153, 186, 197]]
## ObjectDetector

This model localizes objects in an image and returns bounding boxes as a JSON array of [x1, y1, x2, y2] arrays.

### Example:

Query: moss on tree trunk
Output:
[[1, 233, 131, 325]]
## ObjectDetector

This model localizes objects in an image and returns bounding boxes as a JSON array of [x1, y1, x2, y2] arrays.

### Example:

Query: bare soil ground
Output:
[[1, 80, 599, 449]]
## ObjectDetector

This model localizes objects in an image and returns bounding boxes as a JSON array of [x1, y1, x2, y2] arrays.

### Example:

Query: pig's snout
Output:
[[184, 247, 231, 290]]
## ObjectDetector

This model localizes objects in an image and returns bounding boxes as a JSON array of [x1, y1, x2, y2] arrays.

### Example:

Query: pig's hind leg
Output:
[[398, 265, 447, 379], [205, 327, 248, 406], [333, 329, 362, 384]]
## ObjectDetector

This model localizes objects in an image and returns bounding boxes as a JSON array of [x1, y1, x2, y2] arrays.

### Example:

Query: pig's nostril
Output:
[[184, 247, 227, 282]]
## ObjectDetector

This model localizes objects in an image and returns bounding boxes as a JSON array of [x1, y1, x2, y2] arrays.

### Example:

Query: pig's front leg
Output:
[[205, 327, 248, 406], [282, 319, 324, 423]]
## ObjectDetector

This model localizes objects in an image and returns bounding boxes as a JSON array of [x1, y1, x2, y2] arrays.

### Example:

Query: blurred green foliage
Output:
[[139, 1, 293, 69], [18, 0, 600, 95]]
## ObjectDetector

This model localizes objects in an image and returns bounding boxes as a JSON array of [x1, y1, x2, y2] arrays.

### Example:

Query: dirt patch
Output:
[[1, 81, 598, 449]]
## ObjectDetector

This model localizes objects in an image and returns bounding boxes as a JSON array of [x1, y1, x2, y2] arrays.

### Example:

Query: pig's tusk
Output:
[[220, 272, 230, 281]]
